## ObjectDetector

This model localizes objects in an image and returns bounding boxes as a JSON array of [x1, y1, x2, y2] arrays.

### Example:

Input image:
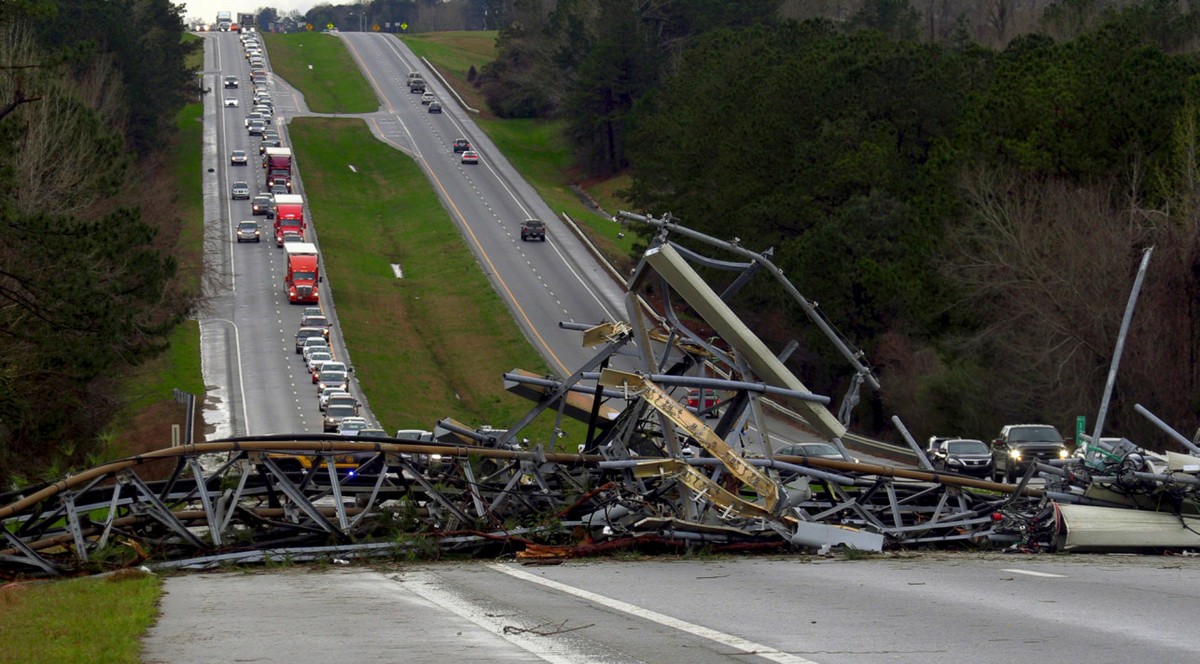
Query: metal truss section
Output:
[[4, 217, 1199, 577]]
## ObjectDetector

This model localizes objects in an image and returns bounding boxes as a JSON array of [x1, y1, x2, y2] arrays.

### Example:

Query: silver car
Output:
[[235, 220, 260, 242], [230, 181, 250, 200]]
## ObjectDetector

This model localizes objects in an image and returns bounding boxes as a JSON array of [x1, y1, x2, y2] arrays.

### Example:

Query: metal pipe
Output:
[[1088, 246, 1152, 463], [1132, 471, 1200, 486], [503, 372, 626, 399], [892, 416, 934, 471], [580, 371, 829, 404], [1134, 403, 1200, 455]]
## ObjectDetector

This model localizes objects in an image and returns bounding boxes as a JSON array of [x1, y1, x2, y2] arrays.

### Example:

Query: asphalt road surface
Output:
[[144, 553, 1200, 663]]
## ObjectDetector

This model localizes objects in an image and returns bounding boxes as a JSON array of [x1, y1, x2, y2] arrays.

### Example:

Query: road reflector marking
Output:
[[1002, 568, 1065, 578]]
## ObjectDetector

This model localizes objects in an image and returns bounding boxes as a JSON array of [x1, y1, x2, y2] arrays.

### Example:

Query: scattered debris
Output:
[[1, 216, 1197, 577]]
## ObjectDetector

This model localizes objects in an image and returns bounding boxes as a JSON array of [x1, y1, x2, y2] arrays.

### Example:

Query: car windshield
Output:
[[329, 397, 355, 407], [1009, 426, 1061, 443], [293, 271, 316, 281], [947, 440, 989, 454], [318, 370, 345, 381], [238, 222, 256, 230], [799, 443, 841, 457], [326, 405, 355, 418]]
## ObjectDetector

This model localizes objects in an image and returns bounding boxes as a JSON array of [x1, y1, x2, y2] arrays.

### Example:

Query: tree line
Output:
[[480, 0, 1200, 447], [0, 0, 198, 486]]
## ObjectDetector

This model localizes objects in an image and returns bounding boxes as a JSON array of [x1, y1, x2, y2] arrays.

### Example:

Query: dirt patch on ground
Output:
[[109, 400, 204, 480]]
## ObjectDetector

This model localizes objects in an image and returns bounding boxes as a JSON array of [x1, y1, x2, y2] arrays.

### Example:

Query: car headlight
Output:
[[948, 458, 961, 465], [1058, 448, 1069, 459], [1008, 449, 1022, 460], [319, 383, 327, 390]]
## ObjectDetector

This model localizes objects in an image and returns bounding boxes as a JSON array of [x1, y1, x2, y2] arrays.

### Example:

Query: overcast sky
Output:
[[176, 1, 316, 24]]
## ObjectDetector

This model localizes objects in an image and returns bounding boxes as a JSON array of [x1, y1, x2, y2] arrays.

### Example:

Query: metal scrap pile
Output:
[[3, 216, 1198, 578]]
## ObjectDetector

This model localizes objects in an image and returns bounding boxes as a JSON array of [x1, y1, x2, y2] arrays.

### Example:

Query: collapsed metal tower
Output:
[[3, 215, 1199, 578]]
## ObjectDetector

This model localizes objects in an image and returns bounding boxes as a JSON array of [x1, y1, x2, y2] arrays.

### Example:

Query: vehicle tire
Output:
[[1005, 466, 1015, 484]]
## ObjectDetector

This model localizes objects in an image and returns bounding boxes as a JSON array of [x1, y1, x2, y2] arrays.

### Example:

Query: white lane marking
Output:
[[402, 571, 622, 664], [490, 564, 819, 664], [1002, 569, 1065, 578]]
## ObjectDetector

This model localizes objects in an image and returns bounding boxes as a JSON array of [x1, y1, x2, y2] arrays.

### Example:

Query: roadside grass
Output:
[[262, 33, 378, 113], [0, 572, 161, 664], [289, 118, 582, 446], [403, 34, 637, 270], [171, 103, 205, 297], [183, 33, 204, 71], [398, 31, 495, 117]]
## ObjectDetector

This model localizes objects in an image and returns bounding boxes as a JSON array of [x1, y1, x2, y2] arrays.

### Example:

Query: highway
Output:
[[200, 31, 366, 437]]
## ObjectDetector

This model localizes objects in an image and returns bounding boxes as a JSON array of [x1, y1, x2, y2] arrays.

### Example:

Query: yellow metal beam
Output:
[[599, 368, 781, 511]]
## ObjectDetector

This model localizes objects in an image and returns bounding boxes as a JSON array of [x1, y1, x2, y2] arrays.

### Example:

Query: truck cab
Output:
[[285, 242, 320, 304], [271, 193, 304, 241]]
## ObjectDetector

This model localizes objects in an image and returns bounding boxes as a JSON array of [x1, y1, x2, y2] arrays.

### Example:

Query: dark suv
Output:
[[520, 218, 546, 242], [991, 424, 1068, 483]]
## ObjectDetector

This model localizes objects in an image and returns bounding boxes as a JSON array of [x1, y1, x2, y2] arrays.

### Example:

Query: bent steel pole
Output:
[[617, 210, 879, 391], [1088, 246, 1153, 465]]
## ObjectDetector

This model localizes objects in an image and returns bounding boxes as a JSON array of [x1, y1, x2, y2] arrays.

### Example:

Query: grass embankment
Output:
[[0, 572, 161, 664], [289, 118, 577, 445], [401, 32, 638, 268], [263, 33, 378, 113]]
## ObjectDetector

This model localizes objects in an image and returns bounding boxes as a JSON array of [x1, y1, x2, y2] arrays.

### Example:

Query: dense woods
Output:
[[0, 0, 197, 485], [479, 0, 1200, 448]]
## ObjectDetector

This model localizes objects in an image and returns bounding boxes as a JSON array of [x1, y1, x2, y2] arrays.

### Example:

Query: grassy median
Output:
[[262, 33, 378, 113]]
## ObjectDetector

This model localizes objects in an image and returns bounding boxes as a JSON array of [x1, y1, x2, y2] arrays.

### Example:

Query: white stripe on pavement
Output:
[[1002, 568, 1066, 578], [490, 563, 819, 664]]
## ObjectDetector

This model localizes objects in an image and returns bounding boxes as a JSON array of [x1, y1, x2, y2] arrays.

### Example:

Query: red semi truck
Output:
[[285, 242, 320, 304], [272, 193, 304, 245], [263, 147, 293, 192]]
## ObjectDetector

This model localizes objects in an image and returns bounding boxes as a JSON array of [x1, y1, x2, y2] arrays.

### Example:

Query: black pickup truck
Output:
[[520, 218, 546, 242], [991, 424, 1069, 483]]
